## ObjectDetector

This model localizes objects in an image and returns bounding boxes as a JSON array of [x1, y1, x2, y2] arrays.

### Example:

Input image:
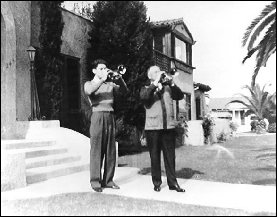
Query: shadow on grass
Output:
[[254, 167, 276, 172], [138, 167, 205, 180], [252, 179, 276, 185], [176, 168, 205, 179], [256, 153, 276, 159], [251, 147, 276, 152], [138, 167, 166, 175]]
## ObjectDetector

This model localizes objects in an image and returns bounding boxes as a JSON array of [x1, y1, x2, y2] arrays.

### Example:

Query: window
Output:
[[196, 98, 201, 120], [175, 37, 187, 63], [154, 34, 165, 53]]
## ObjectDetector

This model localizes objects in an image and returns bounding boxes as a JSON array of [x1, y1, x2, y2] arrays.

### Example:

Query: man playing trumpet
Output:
[[84, 59, 128, 192], [140, 65, 186, 193]]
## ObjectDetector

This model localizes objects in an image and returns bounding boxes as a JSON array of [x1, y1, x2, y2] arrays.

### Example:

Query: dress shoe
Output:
[[102, 184, 120, 189], [154, 186, 161, 192], [92, 187, 103, 192], [169, 184, 185, 192]]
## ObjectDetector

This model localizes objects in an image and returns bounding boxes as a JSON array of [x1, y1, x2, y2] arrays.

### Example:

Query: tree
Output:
[[35, 1, 64, 120], [242, 1, 276, 88], [227, 83, 276, 121], [83, 1, 154, 138]]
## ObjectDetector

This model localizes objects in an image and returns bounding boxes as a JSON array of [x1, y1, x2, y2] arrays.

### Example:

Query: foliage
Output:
[[268, 122, 276, 133], [268, 114, 276, 124], [175, 116, 189, 137], [258, 119, 267, 128], [242, 1, 276, 88], [82, 1, 154, 140], [256, 119, 267, 134], [250, 120, 258, 131], [202, 114, 215, 144], [227, 83, 276, 120], [229, 121, 239, 133], [35, 1, 64, 120], [217, 131, 228, 142]]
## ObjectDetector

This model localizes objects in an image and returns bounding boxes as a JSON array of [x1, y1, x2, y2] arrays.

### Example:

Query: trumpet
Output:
[[160, 68, 178, 85], [106, 64, 126, 81]]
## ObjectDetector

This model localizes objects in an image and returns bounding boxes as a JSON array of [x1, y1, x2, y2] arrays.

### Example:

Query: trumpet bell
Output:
[[106, 64, 127, 81], [118, 64, 126, 75]]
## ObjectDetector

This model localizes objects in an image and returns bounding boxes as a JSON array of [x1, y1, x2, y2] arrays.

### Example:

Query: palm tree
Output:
[[242, 1, 276, 88], [227, 83, 276, 121]]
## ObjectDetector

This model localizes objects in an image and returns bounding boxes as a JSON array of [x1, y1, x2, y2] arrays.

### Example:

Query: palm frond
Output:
[[227, 99, 258, 116], [227, 100, 249, 107], [242, 85, 259, 104], [255, 21, 276, 67], [246, 12, 276, 50], [242, 46, 260, 64], [262, 46, 276, 67], [242, 1, 276, 47], [229, 84, 276, 119]]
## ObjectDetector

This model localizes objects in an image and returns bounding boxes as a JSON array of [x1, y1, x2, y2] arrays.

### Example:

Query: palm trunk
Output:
[[251, 67, 260, 88]]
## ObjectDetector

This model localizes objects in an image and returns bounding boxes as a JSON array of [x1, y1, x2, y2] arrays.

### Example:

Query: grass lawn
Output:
[[2, 192, 275, 216], [118, 133, 276, 186]]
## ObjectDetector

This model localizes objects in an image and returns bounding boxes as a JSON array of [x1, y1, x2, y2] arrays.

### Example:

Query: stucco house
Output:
[[209, 97, 252, 131], [150, 18, 211, 123]]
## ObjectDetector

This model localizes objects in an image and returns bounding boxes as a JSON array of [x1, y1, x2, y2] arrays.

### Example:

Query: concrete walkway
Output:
[[1, 167, 276, 214]]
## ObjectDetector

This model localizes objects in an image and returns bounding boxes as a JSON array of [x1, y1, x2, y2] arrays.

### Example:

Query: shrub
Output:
[[258, 119, 266, 128], [268, 123, 276, 133], [268, 115, 276, 124], [256, 119, 267, 134], [217, 131, 228, 142], [250, 120, 258, 131], [202, 114, 215, 144], [229, 121, 239, 132]]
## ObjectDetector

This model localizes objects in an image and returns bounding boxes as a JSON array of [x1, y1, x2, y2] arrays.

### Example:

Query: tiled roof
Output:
[[194, 82, 211, 92], [151, 18, 184, 27], [209, 97, 249, 110]]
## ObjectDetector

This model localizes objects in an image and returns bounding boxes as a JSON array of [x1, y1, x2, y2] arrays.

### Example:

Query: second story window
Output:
[[175, 37, 187, 63], [154, 34, 165, 53]]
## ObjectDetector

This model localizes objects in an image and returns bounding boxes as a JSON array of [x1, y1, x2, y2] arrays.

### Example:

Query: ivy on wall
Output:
[[34, 1, 64, 120]]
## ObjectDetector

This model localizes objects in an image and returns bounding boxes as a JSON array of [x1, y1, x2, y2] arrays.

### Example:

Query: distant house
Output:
[[209, 97, 252, 128], [151, 18, 211, 121]]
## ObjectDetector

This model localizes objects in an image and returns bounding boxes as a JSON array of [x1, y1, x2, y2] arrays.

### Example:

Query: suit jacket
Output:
[[140, 83, 184, 130]]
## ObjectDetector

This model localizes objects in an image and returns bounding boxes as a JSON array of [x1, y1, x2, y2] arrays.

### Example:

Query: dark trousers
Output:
[[89, 112, 116, 188], [145, 129, 178, 187]]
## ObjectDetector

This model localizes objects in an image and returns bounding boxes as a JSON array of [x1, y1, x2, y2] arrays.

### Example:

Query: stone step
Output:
[[26, 161, 89, 184], [25, 153, 82, 169], [1, 139, 56, 150], [3, 146, 68, 159]]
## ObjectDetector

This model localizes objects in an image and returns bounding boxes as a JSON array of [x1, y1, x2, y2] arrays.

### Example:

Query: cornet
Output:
[[160, 68, 178, 85], [106, 64, 126, 81]]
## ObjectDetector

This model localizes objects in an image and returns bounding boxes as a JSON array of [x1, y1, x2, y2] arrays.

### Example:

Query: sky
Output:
[[63, 1, 276, 98]]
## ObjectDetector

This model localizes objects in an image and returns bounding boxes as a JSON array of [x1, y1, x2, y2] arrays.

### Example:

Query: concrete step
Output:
[[3, 146, 68, 159], [26, 161, 89, 184], [26, 153, 82, 169], [1, 139, 56, 150]]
